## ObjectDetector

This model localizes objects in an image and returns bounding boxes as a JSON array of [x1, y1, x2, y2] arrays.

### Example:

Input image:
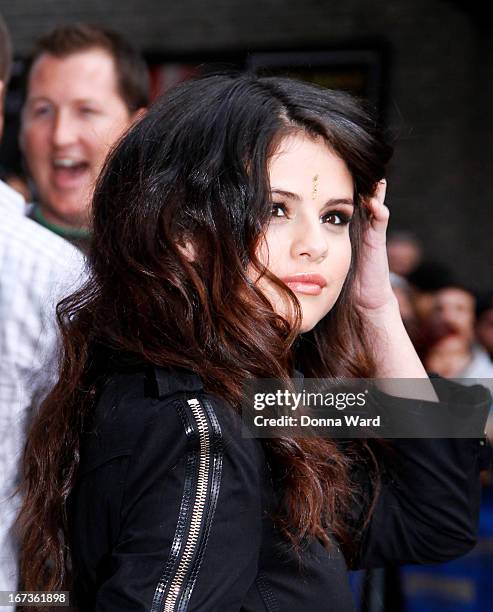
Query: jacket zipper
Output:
[[151, 397, 223, 612]]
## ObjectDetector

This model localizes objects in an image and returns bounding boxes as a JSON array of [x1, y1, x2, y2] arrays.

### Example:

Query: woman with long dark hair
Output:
[[18, 74, 490, 611]]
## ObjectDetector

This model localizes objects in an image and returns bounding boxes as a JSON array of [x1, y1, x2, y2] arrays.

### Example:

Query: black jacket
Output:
[[69, 367, 492, 611]]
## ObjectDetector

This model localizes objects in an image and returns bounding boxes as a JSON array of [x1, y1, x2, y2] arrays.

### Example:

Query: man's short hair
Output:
[[0, 13, 12, 85], [436, 283, 476, 299], [30, 23, 150, 112]]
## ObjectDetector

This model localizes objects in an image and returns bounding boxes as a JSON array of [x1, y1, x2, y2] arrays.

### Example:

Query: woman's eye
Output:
[[321, 211, 352, 225], [271, 203, 287, 218]]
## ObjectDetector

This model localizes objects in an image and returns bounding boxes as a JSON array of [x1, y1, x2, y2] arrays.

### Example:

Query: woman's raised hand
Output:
[[353, 179, 397, 317], [352, 180, 435, 387]]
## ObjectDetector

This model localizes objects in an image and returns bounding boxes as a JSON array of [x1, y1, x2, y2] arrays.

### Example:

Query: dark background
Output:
[[1, 0, 491, 290]]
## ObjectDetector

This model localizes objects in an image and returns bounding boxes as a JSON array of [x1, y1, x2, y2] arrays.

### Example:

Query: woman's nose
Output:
[[291, 217, 328, 261]]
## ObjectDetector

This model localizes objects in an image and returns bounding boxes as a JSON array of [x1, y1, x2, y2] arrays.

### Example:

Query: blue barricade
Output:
[[402, 487, 493, 612]]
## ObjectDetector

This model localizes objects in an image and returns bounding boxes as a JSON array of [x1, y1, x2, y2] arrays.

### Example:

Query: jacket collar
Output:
[[152, 366, 204, 398]]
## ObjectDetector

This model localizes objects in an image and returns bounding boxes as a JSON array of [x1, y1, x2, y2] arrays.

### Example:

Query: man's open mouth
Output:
[[53, 158, 89, 171], [52, 158, 90, 185]]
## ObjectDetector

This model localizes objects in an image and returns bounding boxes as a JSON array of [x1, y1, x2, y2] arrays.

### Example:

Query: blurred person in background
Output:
[[423, 324, 493, 442], [0, 14, 85, 603], [424, 285, 493, 394], [386, 231, 422, 278], [425, 331, 475, 378], [20, 23, 150, 253], [407, 260, 454, 325], [476, 292, 493, 361]]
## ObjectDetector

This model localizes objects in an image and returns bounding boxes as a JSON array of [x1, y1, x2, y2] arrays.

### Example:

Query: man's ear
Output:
[[130, 106, 147, 126]]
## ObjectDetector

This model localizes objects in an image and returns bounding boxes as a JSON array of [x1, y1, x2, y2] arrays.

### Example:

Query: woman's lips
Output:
[[281, 273, 327, 296]]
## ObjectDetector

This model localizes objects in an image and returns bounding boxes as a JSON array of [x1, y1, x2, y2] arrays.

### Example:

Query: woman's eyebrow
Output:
[[271, 189, 354, 208], [271, 188, 302, 200], [321, 198, 354, 208]]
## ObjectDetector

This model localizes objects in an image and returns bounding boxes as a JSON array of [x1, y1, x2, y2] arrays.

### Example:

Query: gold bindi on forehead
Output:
[[312, 174, 319, 200]]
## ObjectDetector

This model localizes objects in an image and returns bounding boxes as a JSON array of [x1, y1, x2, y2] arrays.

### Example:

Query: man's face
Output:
[[430, 288, 476, 343], [21, 48, 138, 229]]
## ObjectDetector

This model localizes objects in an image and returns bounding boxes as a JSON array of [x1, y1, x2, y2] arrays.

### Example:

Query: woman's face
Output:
[[256, 132, 354, 333]]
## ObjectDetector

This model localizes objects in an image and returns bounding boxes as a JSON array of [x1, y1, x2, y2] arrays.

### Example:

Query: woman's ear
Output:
[[177, 239, 196, 263]]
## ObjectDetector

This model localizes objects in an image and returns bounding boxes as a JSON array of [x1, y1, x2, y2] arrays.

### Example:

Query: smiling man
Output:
[[20, 24, 150, 252]]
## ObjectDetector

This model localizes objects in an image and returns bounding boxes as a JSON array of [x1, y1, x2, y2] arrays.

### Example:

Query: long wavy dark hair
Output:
[[18, 73, 392, 591]]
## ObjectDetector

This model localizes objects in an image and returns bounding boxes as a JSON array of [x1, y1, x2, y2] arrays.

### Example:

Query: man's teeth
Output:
[[53, 159, 85, 168]]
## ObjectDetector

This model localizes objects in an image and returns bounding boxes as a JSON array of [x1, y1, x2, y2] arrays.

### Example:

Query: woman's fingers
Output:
[[365, 179, 389, 233]]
